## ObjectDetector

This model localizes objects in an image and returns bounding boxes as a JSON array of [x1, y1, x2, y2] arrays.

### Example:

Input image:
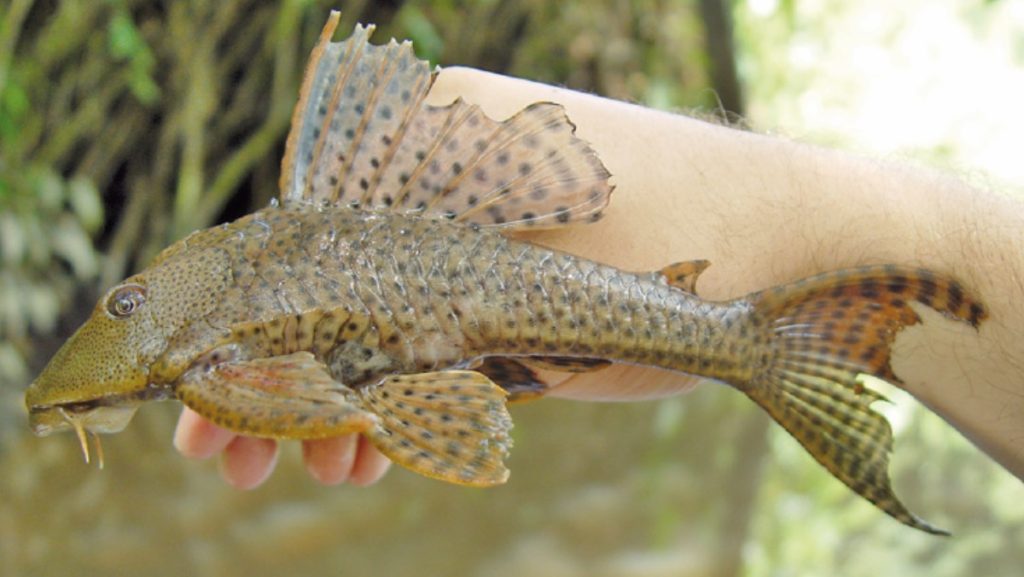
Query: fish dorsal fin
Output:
[[279, 12, 613, 230]]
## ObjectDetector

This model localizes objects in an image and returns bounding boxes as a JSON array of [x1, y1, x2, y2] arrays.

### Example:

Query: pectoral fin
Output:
[[177, 352, 376, 439], [358, 370, 513, 486], [178, 356, 513, 487]]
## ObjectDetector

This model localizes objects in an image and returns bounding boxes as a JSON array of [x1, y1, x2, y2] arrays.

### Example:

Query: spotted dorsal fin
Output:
[[279, 12, 612, 230]]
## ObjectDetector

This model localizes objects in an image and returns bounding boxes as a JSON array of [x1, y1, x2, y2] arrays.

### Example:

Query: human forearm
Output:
[[430, 67, 1024, 479]]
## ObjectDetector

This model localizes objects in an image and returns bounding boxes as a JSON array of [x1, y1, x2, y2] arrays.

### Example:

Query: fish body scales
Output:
[[204, 206, 750, 390]]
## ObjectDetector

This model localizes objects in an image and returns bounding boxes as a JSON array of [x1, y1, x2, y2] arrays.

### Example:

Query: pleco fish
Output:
[[25, 12, 986, 535]]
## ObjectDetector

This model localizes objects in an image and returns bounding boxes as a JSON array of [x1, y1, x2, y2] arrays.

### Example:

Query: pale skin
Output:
[[174, 67, 1024, 489]]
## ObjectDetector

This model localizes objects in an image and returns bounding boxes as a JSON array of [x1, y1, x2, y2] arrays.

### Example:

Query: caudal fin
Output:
[[742, 265, 986, 535]]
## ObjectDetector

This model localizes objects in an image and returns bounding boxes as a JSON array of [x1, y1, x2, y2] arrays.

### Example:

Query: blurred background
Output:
[[1, 0, 1022, 575]]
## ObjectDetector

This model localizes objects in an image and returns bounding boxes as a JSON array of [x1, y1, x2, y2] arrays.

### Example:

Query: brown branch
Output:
[[698, 0, 745, 117]]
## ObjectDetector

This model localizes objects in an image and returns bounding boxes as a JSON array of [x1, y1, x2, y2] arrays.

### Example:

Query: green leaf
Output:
[[2, 75, 29, 116], [397, 6, 444, 62], [108, 12, 144, 60], [0, 76, 29, 141], [128, 48, 160, 105]]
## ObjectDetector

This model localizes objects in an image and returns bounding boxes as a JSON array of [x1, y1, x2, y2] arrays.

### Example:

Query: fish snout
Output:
[[24, 377, 72, 436], [26, 398, 143, 437], [27, 405, 71, 436], [24, 317, 154, 437]]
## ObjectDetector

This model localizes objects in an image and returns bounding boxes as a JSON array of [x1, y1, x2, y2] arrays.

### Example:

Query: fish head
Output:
[[26, 236, 234, 439], [26, 279, 170, 436]]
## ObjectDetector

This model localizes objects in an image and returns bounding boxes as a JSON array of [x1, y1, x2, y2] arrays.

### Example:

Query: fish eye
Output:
[[105, 284, 147, 319]]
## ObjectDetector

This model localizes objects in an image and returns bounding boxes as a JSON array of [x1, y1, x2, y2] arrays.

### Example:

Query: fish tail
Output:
[[738, 265, 986, 535]]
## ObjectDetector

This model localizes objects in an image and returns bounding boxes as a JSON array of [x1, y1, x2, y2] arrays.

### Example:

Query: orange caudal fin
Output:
[[741, 265, 986, 535]]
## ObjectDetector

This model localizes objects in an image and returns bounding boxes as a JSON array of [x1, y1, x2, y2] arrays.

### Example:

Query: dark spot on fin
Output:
[[659, 259, 711, 294]]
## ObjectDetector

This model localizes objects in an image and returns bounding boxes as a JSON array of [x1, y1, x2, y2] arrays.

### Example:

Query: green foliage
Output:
[[107, 10, 160, 105], [0, 72, 29, 142], [385, 0, 712, 110], [396, 5, 444, 63]]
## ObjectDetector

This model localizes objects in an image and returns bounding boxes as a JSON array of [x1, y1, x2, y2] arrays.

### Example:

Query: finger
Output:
[[348, 436, 392, 487], [302, 434, 359, 486], [173, 407, 236, 459], [220, 436, 279, 490]]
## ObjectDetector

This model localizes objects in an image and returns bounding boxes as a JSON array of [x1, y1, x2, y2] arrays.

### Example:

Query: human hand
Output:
[[172, 407, 391, 489]]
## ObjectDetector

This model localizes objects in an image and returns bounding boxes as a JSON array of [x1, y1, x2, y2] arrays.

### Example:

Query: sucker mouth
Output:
[[28, 384, 175, 468], [28, 383, 174, 416]]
